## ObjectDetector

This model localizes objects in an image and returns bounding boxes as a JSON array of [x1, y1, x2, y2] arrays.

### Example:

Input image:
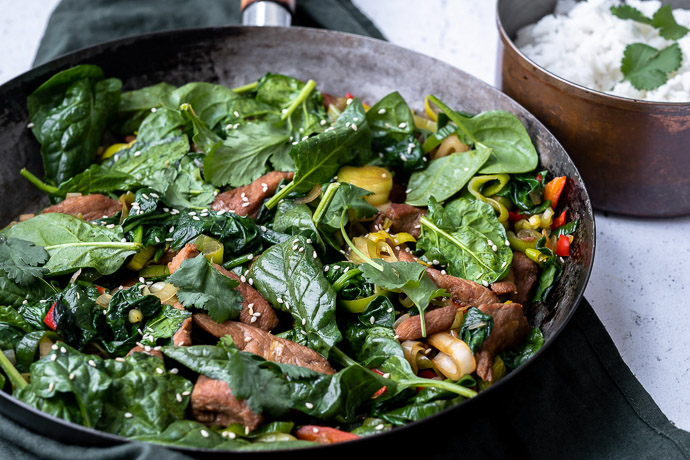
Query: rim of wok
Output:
[[0, 25, 595, 455]]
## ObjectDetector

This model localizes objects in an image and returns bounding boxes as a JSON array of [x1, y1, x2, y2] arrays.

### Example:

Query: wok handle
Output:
[[241, 0, 295, 26]]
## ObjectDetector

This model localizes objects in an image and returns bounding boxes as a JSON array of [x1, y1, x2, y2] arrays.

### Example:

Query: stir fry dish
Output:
[[0, 65, 579, 450]]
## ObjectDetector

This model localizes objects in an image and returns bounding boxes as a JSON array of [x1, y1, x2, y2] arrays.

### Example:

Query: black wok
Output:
[[0, 26, 595, 457]]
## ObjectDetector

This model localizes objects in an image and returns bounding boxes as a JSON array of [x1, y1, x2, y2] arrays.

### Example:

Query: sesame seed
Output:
[[406, 188, 413, 194], [234, 111, 240, 117], [394, 334, 400, 340], [222, 431, 236, 439], [382, 373, 390, 379], [113, 154, 119, 162], [50, 354, 57, 361], [248, 278, 254, 286], [253, 312, 261, 317], [165, 238, 173, 242], [432, 259, 439, 265], [346, 122, 351, 127], [88, 359, 97, 367], [60, 347, 66, 353], [245, 337, 252, 342], [346, 98, 353, 105], [154, 236, 160, 243], [115, 357, 125, 362], [292, 245, 299, 251], [400, 154, 408, 161], [369, 316, 375, 324], [464, 167, 469, 172], [240, 275, 246, 283], [414, 224, 421, 229], [241, 202, 251, 208], [124, 412, 133, 418], [178, 342, 185, 346], [313, 250, 318, 259], [302, 135, 309, 141], [320, 119, 328, 126], [48, 382, 54, 392], [182, 390, 191, 396], [305, 402, 314, 409], [225, 124, 233, 130], [106, 224, 115, 229], [282, 108, 288, 114], [313, 427, 320, 433], [22, 300, 28, 305], [492, 245, 498, 252], [505, 240, 511, 246], [277, 298, 283, 304], [51, 344, 58, 350], [381, 173, 387, 178], [250, 317, 257, 323], [384, 122, 391, 129], [176, 393, 182, 402], [260, 225, 267, 231], [378, 108, 386, 114], [121, 238, 127, 243], [151, 107, 157, 113], [69, 373, 76, 380], [441, 270, 447, 275], [193, 215, 201, 220], [144, 345, 151, 352], [247, 254, 254, 260], [170, 368, 179, 374], [247, 303, 254, 310], [139, 277, 145, 283], [301, 318, 306, 325], [27, 122, 34, 128], [351, 124, 358, 131], [344, 267, 350, 273], [156, 368, 164, 374], [298, 247, 304, 253], [398, 122, 407, 129], [324, 266, 330, 272], [375, 424, 385, 431], [233, 123, 240, 129], [482, 280, 489, 287]]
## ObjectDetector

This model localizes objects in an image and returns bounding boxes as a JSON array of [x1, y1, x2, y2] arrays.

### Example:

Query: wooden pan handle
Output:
[[241, 0, 296, 14]]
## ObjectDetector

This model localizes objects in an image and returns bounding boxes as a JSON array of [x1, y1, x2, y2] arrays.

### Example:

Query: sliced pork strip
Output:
[[475, 302, 530, 382], [193, 314, 335, 375], [491, 264, 517, 296], [167, 243, 200, 274], [395, 304, 458, 341], [190, 375, 263, 431], [42, 194, 122, 222], [211, 171, 293, 217], [171, 317, 193, 347], [213, 264, 279, 332], [126, 346, 163, 359], [508, 252, 539, 306], [370, 203, 427, 238]]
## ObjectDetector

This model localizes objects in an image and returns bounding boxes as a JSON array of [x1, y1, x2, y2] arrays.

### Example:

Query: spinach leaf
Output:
[[313, 182, 378, 235], [135, 107, 187, 143], [553, 219, 579, 239], [0, 236, 49, 286], [117, 82, 176, 135], [366, 92, 424, 171], [27, 64, 122, 185], [102, 289, 163, 356], [500, 327, 544, 370], [164, 155, 217, 210], [324, 261, 374, 301], [17, 344, 191, 436], [167, 255, 243, 323], [0, 305, 37, 333], [102, 136, 190, 194], [427, 96, 538, 174], [139, 304, 191, 347], [532, 238, 564, 303], [0, 324, 23, 351], [417, 197, 512, 285], [405, 143, 491, 206], [495, 170, 550, 214], [459, 307, 494, 353], [130, 420, 235, 449], [249, 236, 341, 357], [272, 202, 325, 253], [266, 100, 372, 208], [167, 211, 262, 255], [204, 117, 291, 187], [18, 299, 53, 331], [53, 164, 140, 197], [0, 273, 53, 310], [165, 82, 239, 130], [52, 284, 103, 349], [15, 330, 58, 373], [163, 335, 387, 421], [4, 213, 141, 276], [375, 388, 464, 426]]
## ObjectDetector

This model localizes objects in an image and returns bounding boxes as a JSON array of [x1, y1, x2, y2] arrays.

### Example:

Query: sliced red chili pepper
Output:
[[544, 176, 567, 209], [551, 210, 567, 229], [536, 173, 543, 183], [556, 234, 570, 257], [295, 425, 360, 444], [369, 368, 388, 398], [509, 211, 527, 224], [44, 301, 57, 331], [96, 286, 107, 295], [416, 369, 438, 392], [345, 92, 355, 100]]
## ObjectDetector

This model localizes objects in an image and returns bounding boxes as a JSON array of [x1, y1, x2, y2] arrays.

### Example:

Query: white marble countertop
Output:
[[1, 0, 689, 432]]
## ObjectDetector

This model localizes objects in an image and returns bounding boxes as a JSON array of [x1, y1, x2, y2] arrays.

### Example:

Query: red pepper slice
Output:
[[44, 301, 57, 331], [544, 176, 567, 209], [509, 211, 527, 224], [556, 234, 570, 257], [551, 210, 567, 229], [295, 425, 361, 444], [370, 368, 388, 398], [416, 369, 438, 392], [96, 286, 107, 295], [345, 92, 355, 100]]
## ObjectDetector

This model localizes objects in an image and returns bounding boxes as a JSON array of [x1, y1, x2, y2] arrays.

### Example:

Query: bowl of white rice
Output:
[[497, 0, 690, 216]]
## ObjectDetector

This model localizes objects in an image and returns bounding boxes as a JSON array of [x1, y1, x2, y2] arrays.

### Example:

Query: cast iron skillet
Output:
[[0, 26, 595, 457]]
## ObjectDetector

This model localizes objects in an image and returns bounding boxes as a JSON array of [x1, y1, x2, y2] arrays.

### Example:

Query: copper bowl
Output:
[[497, 0, 690, 217]]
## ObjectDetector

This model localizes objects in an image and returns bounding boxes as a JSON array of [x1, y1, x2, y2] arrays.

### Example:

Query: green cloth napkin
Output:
[[2, 1, 687, 458]]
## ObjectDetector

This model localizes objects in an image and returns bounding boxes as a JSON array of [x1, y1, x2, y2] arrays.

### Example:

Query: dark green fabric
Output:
[[33, 0, 384, 66], [4, 1, 687, 458]]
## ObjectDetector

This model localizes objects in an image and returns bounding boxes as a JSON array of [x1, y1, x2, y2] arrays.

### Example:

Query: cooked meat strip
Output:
[[395, 304, 458, 341], [167, 245, 279, 331], [211, 171, 293, 217], [126, 346, 163, 359], [167, 243, 200, 274], [491, 265, 517, 296], [171, 317, 193, 347], [508, 252, 539, 306], [475, 302, 530, 382], [42, 194, 121, 222], [190, 375, 263, 430], [396, 249, 501, 307], [193, 314, 335, 375], [156, 249, 178, 266], [370, 203, 427, 238], [213, 264, 279, 332]]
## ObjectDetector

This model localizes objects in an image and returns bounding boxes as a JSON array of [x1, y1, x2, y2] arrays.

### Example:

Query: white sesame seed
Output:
[[492, 245, 498, 252], [178, 342, 185, 346], [324, 265, 330, 272], [298, 247, 304, 253], [505, 240, 511, 246], [144, 345, 151, 352], [282, 108, 289, 114], [199, 429, 209, 438], [69, 373, 76, 380], [346, 98, 353, 105], [165, 238, 173, 242], [88, 359, 97, 367], [375, 424, 385, 431], [124, 412, 133, 418], [139, 277, 145, 283], [313, 250, 318, 259], [233, 123, 240, 129], [432, 259, 439, 265], [400, 154, 408, 161], [384, 122, 391, 129], [234, 111, 240, 117], [60, 347, 66, 353], [247, 303, 254, 310], [115, 357, 125, 362], [151, 107, 157, 113], [27, 122, 34, 128], [113, 154, 119, 162], [48, 382, 55, 392], [121, 238, 127, 243], [369, 316, 375, 324], [176, 393, 182, 402], [333, 265, 340, 270], [414, 224, 421, 229], [106, 224, 115, 229], [441, 270, 447, 275], [170, 368, 179, 374], [260, 225, 267, 232], [250, 317, 257, 323], [305, 402, 314, 409], [51, 344, 58, 350], [247, 254, 254, 260], [248, 278, 254, 286], [277, 298, 283, 304], [378, 108, 386, 114], [225, 124, 233, 130], [381, 173, 387, 178], [50, 354, 57, 361], [482, 280, 489, 287], [351, 124, 358, 131], [464, 167, 469, 172], [313, 427, 320, 433], [154, 236, 160, 243], [241, 202, 251, 208], [22, 300, 28, 305], [240, 275, 246, 283], [346, 122, 351, 127], [320, 119, 327, 126], [133, 151, 141, 157], [301, 318, 306, 325], [398, 122, 407, 129], [156, 368, 164, 374], [394, 334, 400, 340]]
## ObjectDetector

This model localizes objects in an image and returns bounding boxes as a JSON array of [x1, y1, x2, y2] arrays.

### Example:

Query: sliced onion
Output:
[[294, 184, 322, 204], [432, 352, 461, 380], [65, 192, 83, 199], [402, 340, 425, 374], [152, 283, 178, 303], [149, 281, 167, 294], [96, 293, 113, 308], [375, 240, 397, 263], [38, 336, 54, 358], [427, 332, 476, 379]]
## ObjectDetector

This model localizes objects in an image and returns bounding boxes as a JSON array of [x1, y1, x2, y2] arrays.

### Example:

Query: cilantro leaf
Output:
[[167, 254, 243, 322], [652, 5, 690, 40], [610, 5, 652, 24], [0, 236, 49, 286], [621, 43, 682, 90]]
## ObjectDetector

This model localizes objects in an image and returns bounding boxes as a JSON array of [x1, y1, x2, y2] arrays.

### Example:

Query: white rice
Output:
[[515, 0, 690, 102]]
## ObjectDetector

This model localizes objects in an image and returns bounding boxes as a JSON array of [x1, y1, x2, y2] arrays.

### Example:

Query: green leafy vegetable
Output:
[[0, 236, 49, 286], [164, 155, 217, 210], [4, 213, 140, 276], [621, 43, 682, 91], [102, 289, 163, 355], [249, 236, 341, 357], [117, 82, 176, 135], [272, 202, 325, 253], [313, 182, 378, 235], [459, 307, 494, 353], [27, 64, 122, 185], [495, 170, 550, 214], [418, 198, 512, 285], [52, 284, 102, 349], [139, 304, 191, 347], [167, 254, 243, 323], [405, 143, 491, 206], [500, 327, 545, 370]]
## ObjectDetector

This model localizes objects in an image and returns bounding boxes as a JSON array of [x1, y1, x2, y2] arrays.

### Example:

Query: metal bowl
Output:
[[0, 26, 595, 456], [497, 0, 690, 217]]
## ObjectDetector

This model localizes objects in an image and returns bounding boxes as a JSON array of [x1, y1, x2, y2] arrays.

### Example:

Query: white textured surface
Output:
[[1, 0, 689, 432]]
